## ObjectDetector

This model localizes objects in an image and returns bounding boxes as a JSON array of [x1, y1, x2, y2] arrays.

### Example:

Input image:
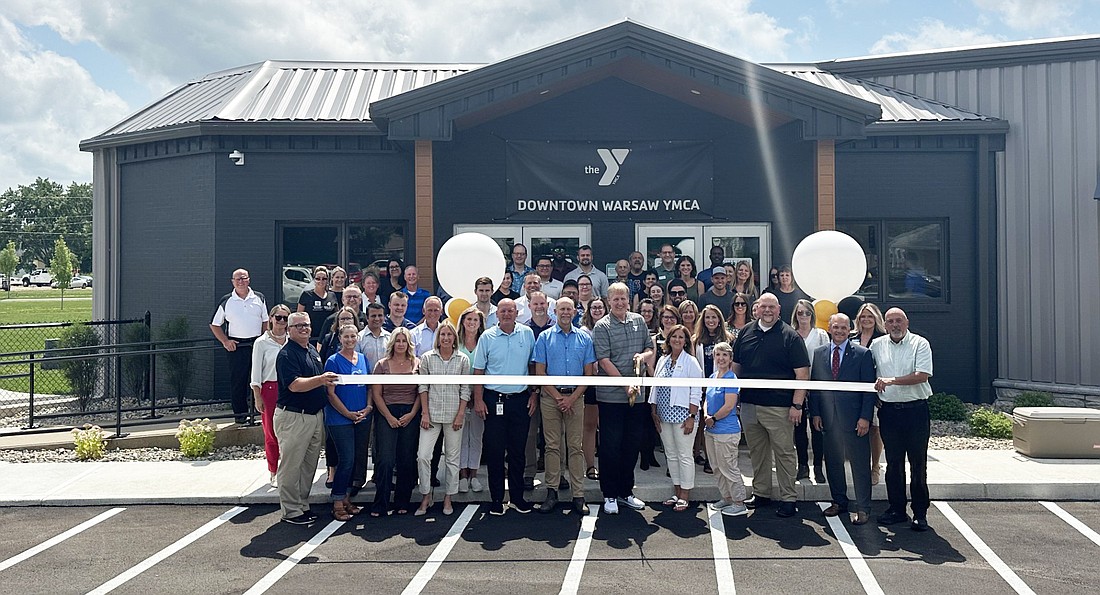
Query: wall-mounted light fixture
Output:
[[229, 150, 245, 166]]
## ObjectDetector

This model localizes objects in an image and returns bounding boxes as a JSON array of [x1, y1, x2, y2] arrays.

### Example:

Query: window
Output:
[[836, 219, 947, 303], [278, 222, 406, 305]]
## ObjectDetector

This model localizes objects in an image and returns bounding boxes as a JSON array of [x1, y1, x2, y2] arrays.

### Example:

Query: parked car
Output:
[[282, 266, 313, 305], [67, 275, 93, 289], [0, 273, 8, 291], [22, 269, 53, 286]]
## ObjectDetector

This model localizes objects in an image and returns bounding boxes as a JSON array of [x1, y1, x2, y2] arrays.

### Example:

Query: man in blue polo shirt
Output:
[[472, 298, 537, 515], [534, 298, 595, 515], [401, 265, 432, 324]]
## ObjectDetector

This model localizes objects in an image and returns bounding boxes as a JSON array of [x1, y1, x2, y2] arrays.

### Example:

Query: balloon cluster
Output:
[[791, 231, 867, 329], [435, 233, 506, 324]]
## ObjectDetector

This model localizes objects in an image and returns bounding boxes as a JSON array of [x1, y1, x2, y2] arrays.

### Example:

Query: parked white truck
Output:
[[22, 269, 53, 286]]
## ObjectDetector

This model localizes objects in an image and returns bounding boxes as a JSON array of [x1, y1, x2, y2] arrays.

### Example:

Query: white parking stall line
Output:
[[402, 504, 479, 595], [0, 507, 125, 573], [933, 502, 1036, 595], [1039, 502, 1100, 547], [817, 502, 883, 595], [243, 518, 345, 595], [559, 505, 599, 595], [707, 509, 736, 595], [86, 506, 247, 595]]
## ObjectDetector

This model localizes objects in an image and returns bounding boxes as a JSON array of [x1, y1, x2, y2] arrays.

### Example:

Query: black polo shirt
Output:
[[732, 319, 811, 408], [275, 340, 328, 414]]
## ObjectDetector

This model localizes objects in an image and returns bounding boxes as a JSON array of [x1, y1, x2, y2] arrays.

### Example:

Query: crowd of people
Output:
[[211, 242, 934, 532]]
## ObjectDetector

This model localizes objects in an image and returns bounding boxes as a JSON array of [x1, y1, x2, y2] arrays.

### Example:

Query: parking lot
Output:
[[1, 500, 1097, 594]]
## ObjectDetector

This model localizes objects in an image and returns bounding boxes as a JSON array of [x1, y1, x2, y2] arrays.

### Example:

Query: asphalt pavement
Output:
[[1, 500, 1097, 594]]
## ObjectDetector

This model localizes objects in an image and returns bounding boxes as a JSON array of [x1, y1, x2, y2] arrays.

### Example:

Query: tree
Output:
[[0, 240, 15, 296], [0, 178, 92, 271], [51, 236, 74, 309]]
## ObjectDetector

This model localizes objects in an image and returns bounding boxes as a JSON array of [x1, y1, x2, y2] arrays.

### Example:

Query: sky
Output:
[[1, 0, 1097, 190]]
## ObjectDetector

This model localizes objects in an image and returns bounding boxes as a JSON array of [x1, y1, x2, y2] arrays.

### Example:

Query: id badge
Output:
[[496, 402, 505, 416]]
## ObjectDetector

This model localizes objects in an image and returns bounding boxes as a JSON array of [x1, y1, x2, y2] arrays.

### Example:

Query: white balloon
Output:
[[791, 231, 867, 302], [436, 233, 506, 302]]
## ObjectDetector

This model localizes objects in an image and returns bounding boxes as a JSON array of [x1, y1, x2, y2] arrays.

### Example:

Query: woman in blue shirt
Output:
[[324, 324, 372, 521], [704, 341, 747, 516]]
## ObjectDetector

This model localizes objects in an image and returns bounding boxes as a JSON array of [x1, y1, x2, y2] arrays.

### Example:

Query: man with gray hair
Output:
[[872, 307, 934, 532], [274, 311, 338, 525]]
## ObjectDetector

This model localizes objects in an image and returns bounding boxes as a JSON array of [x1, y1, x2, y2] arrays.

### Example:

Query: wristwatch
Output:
[[790, 402, 804, 411]]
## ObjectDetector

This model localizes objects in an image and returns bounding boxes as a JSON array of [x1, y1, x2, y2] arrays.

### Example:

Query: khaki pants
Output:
[[540, 390, 586, 495], [273, 407, 324, 519], [705, 431, 747, 503], [741, 402, 797, 502]]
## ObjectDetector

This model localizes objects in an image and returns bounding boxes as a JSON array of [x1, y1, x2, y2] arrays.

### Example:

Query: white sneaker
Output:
[[603, 498, 619, 515], [721, 503, 749, 517], [470, 477, 484, 492], [458, 478, 470, 493], [709, 499, 733, 511], [269, 472, 278, 488], [618, 495, 645, 510]]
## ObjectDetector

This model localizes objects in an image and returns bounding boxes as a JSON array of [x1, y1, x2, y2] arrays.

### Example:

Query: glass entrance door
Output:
[[454, 224, 592, 265], [636, 223, 770, 291]]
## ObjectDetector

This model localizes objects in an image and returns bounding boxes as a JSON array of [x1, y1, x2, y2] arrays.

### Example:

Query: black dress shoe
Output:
[[911, 518, 930, 532], [640, 460, 650, 471], [813, 465, 826, 483], [745, 495, 772, 509], [877, 510, 911, 525], [572, 498, 589, 515], [796, 464, 810, 480], [776, 502, 797, 518], [539, 489, 559, 514]]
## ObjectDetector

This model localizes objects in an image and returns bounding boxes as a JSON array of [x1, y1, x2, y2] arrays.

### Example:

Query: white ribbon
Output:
[[334, 373, 876, 392]]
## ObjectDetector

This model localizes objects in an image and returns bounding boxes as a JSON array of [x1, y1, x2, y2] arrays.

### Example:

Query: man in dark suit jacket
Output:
[[810, 313, 877, 525]]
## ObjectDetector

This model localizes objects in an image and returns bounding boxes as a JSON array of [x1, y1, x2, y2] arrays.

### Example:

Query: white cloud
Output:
[[870, 19, 1005, 54], [973, 0, 1078, 31], [0, 14, 128, 188]]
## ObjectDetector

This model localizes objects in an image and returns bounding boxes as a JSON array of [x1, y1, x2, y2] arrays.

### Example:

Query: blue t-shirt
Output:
[[323, 351, 370, 426], [705, 370, 741, 434]]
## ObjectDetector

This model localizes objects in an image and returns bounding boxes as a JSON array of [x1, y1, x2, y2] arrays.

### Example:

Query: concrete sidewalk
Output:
[[2, 448, 1098, 506]]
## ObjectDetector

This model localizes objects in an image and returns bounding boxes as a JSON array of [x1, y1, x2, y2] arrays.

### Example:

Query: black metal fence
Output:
[[0, 315, 239, 437]]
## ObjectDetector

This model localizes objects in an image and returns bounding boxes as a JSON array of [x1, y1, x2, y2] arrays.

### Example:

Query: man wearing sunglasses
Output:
[[211, 268, 269, 425]]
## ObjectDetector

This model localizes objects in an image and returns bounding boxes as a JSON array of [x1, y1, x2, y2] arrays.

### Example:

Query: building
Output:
[[80, 21, 1100, 405]]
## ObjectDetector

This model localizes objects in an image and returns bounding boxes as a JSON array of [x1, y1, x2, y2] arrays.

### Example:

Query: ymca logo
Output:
[[584, 148, 630, 186]]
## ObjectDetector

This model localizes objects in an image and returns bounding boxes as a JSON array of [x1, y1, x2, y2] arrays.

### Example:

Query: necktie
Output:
[[831, 345, 841, 380]]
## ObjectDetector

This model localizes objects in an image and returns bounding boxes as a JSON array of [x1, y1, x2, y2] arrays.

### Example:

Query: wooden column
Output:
[[815, 139, 835, 231], [414, 140, 435, 289]]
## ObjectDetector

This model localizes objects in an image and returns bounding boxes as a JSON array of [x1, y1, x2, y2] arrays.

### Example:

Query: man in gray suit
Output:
[[810, 313, 877, 525]]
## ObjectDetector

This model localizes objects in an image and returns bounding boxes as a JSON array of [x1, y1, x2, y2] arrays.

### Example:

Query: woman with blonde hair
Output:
[[250, 303, 291, 486], [456, 306, 487, 492], [641, 324, 703, 511], [678, 299, 699, 331], [324, 323, 371, 521], [370, 326, 421, 516], [852, 302, 887, 484], [416, 321, 470, 515], [792, 299, 829, 482], [730, 261, 759, 306]]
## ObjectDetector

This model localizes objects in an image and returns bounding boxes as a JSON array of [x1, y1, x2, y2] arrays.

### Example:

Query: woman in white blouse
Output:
[[640, 324, 703, 511], [792, 298, 829, 482], [249, 303, 290, 486], [415, 321, 471, 516]]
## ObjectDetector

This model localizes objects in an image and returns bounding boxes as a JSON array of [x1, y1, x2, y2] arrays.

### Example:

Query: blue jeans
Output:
[[372, 403, 419, 514], [326, 419, 371, 501]]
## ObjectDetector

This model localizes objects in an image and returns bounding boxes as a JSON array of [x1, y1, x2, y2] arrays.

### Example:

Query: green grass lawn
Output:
[[0, 296, 93, 325], [0, 298, 94, 394], [1, 287, 93, 301]]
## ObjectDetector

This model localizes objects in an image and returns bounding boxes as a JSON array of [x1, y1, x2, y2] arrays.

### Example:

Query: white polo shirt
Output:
[[211, 289, 268, 339], [870, 331, 933, 402]]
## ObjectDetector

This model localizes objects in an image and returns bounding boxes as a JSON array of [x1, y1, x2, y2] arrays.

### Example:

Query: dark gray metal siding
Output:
[[836, 149, 979, 398]]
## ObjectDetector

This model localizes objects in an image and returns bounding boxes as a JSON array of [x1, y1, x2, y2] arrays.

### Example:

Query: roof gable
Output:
[[369, 20, 882, 141]]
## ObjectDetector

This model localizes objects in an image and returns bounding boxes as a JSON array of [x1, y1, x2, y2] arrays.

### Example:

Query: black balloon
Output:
[[837, 295, 865, 320]]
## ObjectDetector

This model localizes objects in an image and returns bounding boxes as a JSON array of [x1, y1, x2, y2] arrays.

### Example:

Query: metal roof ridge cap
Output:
[[217, 61, 279, 119], [827, 71, 999, 121]]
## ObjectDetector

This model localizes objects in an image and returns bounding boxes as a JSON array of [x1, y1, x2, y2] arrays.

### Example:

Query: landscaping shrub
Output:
[[928, 392, 968, 422], [176, 418, 218, 457], [121, 321, 151, 399], [72, 423, 107, 460], [1013, 391, 1055, 410], [59, 323, 100, 412], [157, 316, 193, 405], [968, 407, 1013, 439]]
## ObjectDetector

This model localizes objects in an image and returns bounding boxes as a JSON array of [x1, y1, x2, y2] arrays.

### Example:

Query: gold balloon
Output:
[[446, 297, 472, 324], [813, 299, 837, 329]]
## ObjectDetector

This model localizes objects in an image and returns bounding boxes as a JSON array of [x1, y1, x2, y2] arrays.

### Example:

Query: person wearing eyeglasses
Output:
[[379, 259, 406, 306], [791, 299, 829, 483], [250, 303, 291, 486], [297, 265, 338, 342], [507, 244, 534, 295], [274, 312, 339, 525], [655, 244, 678, 286], [534, 255, 563, 300], [211, 268, 269, 425]]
